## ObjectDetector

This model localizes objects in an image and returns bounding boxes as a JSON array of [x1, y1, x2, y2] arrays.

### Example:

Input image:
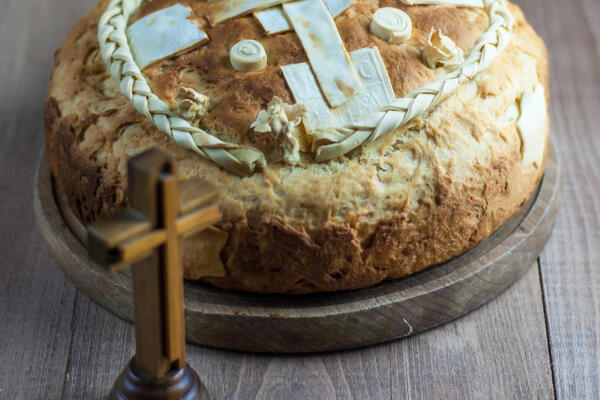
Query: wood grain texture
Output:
[[518, 0, 600, 398], [0, 0, 598, 398], [34, 141, 560, 352], [391, 263, 555, 400], [0, 0, 95, 398], [59, 265, 554, 400]]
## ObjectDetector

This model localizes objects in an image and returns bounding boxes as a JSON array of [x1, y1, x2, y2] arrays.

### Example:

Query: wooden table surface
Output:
[[1, 0, 598, 398]]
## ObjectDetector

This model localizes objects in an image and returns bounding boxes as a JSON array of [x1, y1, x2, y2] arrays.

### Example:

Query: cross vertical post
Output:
[[87, 148, 220, 399], [127, 151, 183, 377], [160, 172, 186, 370]]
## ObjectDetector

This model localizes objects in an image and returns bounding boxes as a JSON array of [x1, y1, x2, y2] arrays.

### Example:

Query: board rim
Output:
[[34, 142, 560, 352]]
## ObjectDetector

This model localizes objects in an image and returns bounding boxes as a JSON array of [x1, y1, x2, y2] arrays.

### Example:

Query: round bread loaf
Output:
[[45, 0, 549, 293]]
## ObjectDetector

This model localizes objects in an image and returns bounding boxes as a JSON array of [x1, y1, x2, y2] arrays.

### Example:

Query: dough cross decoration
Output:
[[209, 0, 361, 108], [87, 149, 220, 381]]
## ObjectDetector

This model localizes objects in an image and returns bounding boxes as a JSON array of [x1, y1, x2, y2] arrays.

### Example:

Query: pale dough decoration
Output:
[[176, 87, 210, 126], [251, 97, 307, 165], [400, 0, 484, 6], [517, 83, 548, 167], [208, 0, 292, 26], [230, 40, 268, 72], [126, 4, 209, 70], [370, 7, 412, 44], [323, 0, 354, 17], [283, 0, 361, 108], [254, 0, 353, 36], [254, 7, 292, 35], [423, 28, 465, 69]]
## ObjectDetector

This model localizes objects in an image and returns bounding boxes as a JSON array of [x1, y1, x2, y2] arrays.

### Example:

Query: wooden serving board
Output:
[[34, 142, 560, 353]]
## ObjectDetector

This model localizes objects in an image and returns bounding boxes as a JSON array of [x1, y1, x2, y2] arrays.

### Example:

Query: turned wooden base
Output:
[[109, 358, 209, 400], [34, 141, 560, 353]]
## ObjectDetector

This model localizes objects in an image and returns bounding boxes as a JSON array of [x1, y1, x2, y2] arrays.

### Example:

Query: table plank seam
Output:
[[537, 257, 558, 400], [60, 289, 80, 400]]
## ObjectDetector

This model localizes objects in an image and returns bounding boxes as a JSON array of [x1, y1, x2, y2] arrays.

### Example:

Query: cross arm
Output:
[[116, 202, 220, 269], [88, 202, 220, 271], [87, 176, 221, 272], [87, 208, 153, 268]]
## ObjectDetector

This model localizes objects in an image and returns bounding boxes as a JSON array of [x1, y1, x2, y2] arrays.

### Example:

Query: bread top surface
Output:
[[133, 0, 490, 148], [46, 0, 548, 254]]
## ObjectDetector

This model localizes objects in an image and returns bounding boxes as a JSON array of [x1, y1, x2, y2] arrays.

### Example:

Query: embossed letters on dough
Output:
[[282, 47, 395, 132]]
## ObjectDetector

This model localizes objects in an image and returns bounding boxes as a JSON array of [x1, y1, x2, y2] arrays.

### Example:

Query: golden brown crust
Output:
[[45, 0, 549, 293]]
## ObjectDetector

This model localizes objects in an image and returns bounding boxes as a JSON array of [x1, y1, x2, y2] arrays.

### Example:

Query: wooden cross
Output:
[[87, 149, 219, 397]]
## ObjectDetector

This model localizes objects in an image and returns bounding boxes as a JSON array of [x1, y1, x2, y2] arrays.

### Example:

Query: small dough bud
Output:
[[176, 87, 209, 126], [423, 28, 464, 69]]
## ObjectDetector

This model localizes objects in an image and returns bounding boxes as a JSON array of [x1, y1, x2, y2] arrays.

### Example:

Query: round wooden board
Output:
[[34, 142, 560, 353]]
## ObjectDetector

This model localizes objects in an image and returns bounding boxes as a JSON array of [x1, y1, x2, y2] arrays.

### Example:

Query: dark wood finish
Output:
[[87, 149, 219, 398], [161, 174, 185, 368], [34, 139, 560, 353], [89, 150, 174, 378], [1, 0, 599, 397], [55, 263, 555, 399], [109, 359, 209, 400]]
